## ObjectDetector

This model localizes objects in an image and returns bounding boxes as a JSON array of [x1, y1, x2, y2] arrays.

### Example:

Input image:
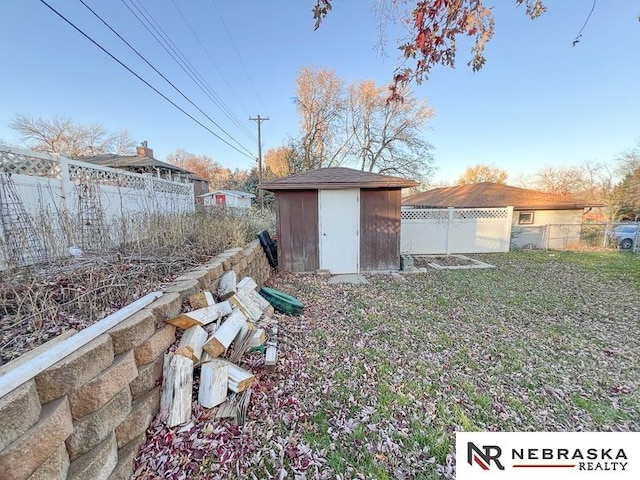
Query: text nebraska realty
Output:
[[473, 443, 629, 471], [513, 447, 628, 470]]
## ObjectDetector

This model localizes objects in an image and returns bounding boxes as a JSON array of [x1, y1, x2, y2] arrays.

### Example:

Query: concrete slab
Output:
[[327, 274, 369, 284]]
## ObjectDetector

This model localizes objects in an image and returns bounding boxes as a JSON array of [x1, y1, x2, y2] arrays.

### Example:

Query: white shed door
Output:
[[319, 189, 359, 274]]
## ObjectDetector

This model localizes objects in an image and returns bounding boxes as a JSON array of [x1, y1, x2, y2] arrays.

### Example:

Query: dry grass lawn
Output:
[[134, 250, 639, 479]]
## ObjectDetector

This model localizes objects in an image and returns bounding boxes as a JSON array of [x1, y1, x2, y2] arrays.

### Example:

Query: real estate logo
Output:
[[467, 442, 505, 470], [457, 432, 639, 479]]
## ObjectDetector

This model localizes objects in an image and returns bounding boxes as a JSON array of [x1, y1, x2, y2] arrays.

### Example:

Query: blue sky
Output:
[[1, 1, 638, 184]]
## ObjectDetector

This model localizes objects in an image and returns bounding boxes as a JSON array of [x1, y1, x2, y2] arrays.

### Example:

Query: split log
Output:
[[194, 350, 212, 368], [209, 358, 256, 392], [228, 322, 256, 363], [259, 315, 277, 328], [160, 353, 193, 427], [166, 301, 232, 329], [215, 400, 237, 419], [237, 277, 257, 294], [248, 329, 266, 348], [229, 291, 262, 322], [233, 320, 255, 345], [203, 309, 247, 357], [265, 346, 277, 372], [218, 270, 237, 301], [237, 277, 273, 314], [188, 291, 215, 310], [225, 363, 255, 393], [174, 325, 208, 361], [236, 387, 252, 426], [247, 290, 273, 314], [198, 361, 229, 408]]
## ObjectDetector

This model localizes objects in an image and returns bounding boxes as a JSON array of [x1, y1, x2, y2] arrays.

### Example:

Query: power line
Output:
[[572, 0, 597, 47], [124, 0, 255, 142], [209, 0, 266, 112], [37, 0, 254, 159], [122, 0, 257, 144], [170, 0, 259, 117], [76, 0, 255, 158]]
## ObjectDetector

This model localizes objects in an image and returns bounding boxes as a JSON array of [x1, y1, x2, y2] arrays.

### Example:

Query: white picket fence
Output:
[[0, 145, 194, 268], [400, 207, 514, 255]]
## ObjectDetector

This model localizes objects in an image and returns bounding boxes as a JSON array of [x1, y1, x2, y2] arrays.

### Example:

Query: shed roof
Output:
[[402, 182, 596, 210], [259, 167, 418, 190]]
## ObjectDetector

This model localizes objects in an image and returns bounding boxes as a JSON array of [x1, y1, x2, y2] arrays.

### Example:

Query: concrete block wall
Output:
[[0, 240, 271, 480]]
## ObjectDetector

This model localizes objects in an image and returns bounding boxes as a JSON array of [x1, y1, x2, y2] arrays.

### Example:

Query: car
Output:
[[609, 224, 639, 249]]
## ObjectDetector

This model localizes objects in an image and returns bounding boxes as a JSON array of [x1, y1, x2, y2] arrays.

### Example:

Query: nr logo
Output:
[[468, 442, 505, 470]]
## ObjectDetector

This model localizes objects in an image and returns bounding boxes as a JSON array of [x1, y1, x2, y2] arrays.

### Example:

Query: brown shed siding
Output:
[[360, 189, 401, 271], [276, 190, 319, 272]]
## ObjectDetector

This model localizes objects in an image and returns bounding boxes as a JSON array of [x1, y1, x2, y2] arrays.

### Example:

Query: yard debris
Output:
[[159, 276, 277, 430]]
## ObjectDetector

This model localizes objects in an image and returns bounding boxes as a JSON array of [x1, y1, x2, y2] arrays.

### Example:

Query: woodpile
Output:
[[159, 275, 278, 428]]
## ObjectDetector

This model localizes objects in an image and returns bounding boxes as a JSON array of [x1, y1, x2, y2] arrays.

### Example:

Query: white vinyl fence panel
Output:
[[401, 207, 514, 255], [0, 146, 194, 268]]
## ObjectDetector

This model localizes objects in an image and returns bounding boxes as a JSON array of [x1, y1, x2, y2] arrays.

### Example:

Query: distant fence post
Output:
[[445, 207, 454, 255], [58, 154, 75, 218], [505, 206, 514, 252]]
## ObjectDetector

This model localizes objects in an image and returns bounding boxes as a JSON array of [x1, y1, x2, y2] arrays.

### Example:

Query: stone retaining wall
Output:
[[0, 240, 271, 480]]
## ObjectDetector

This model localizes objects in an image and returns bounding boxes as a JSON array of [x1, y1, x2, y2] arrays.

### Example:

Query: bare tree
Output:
[[533, 165, 586, 196], [346, 81, 434, 181], [532, 162, 626, 221], [292, 69, 435, 182], [458, 164, 508, 185], [294, 66, 344, 170], [9, 114, 135, 156]]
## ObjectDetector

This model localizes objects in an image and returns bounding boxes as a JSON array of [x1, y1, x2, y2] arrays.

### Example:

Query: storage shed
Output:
[[259, 167, 418, 274]]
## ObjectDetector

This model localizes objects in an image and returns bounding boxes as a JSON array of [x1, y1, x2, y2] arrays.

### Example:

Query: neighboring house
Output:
[[75, 142, 209, 204], [199, 190, 255, 209], [403, 182, 595, 224], [259, 167, 418, 274], [403, 182, 599, 249]]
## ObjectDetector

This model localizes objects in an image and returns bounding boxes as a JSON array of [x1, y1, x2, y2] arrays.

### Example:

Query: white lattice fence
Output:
[[400, 207, 514, 254], [0, 146, 194, 267]]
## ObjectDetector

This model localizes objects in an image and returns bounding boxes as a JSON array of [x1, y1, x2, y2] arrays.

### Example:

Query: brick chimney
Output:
[[136, 140, 154, 158]]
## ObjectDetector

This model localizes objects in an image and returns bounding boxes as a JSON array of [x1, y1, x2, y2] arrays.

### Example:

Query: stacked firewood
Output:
[[159, 272, 278, 427]]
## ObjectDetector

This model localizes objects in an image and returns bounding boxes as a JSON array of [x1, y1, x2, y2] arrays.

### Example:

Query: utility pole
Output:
[[249, 115, 269, 208]]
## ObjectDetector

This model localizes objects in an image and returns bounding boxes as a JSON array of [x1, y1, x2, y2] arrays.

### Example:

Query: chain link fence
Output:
[[511, 223, 639, 253]]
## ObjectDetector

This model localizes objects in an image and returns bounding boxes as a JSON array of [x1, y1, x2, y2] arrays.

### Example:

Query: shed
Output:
[[259, 167, 418, 274], [199, 190, 255, 209]]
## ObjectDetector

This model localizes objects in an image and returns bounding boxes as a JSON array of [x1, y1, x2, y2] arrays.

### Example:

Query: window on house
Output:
[[518, 211, 534, 225]]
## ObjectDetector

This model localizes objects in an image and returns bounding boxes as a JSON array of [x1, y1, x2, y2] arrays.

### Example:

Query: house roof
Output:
[[199, 190, 256, 199], [258, 167, 418, 190], [402, 182, 595, 210], [73, 154, 195, 175]]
